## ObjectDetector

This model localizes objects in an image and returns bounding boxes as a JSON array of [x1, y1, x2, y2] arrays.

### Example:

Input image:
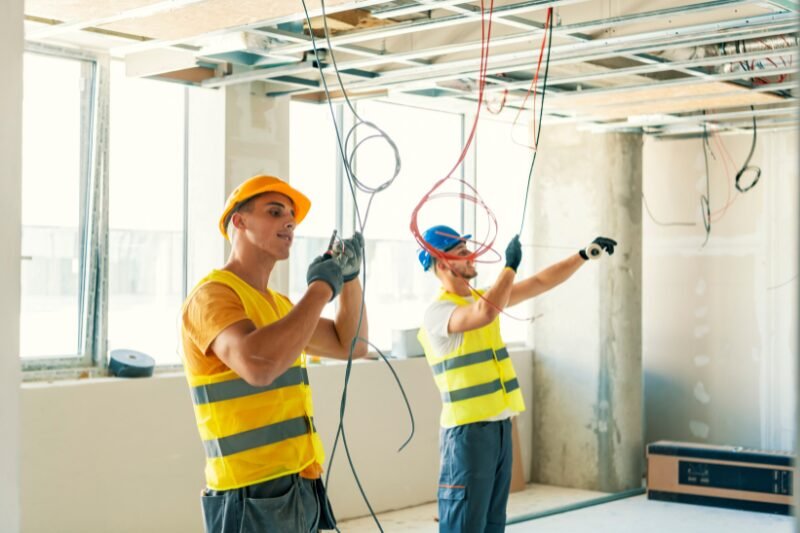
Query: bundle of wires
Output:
[[299, 1, 413, 531]]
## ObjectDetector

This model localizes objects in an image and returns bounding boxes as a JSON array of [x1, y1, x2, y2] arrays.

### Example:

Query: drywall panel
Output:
[[20, 353, 534, 532], [642, 128, 798, 452], [0, 1, 23, 531]]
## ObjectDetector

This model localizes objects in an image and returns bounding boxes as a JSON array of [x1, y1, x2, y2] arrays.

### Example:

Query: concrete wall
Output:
[[643, 129, 798, 451], [0, 1, 23, 531], [529, 126, 643, 492], [19, 353, 533, 533]]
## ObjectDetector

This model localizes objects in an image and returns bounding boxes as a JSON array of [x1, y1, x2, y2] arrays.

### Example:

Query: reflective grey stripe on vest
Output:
[[504, 378, 519, 393], [191, 366, 309, 405], [442, 377, 520, 403], [203, 416, 314, 458], [495, 347, 509, 361], [431, 347, 508, 376]]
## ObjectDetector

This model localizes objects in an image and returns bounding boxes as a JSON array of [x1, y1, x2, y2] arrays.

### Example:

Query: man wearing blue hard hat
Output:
[[417, 225, 616, 533]]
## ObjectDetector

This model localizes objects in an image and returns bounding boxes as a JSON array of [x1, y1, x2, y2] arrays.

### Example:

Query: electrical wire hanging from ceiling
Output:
[[700, 116, 712, 247], [298, 1, 412, 531]]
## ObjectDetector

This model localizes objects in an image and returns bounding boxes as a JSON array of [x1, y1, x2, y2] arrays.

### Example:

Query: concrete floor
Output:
[[506, 494, 793, 533], [338, 484, 793, 532]]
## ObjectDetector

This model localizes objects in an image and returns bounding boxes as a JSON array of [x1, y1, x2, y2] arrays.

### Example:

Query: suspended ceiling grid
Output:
[[22, 0, 800, 136]]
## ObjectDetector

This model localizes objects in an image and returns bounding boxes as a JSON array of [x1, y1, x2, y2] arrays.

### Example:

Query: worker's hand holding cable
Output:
[[307, 255, 344, 301], [579, 236, 617, 260], [333, 232, 364, 282], [505, 235, 523, 272]]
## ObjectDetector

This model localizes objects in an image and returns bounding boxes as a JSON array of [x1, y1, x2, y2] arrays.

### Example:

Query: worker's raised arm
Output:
[[307, 233, 370, 359], [507, 236, 617, 307], [210, 256, 343, 387], [447, 235, 522, 333]]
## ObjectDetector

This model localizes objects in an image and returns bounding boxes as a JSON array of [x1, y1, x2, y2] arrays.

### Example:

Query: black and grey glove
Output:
[[333, 232, 364, 282], [505, 235, 522, 272], [307, 255, 344, 300], [579, 236, 617, 260]]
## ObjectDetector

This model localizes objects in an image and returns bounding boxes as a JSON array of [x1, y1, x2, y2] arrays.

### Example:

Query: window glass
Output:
[[20, 52, 92, 359], [108, 61, 185, 365]]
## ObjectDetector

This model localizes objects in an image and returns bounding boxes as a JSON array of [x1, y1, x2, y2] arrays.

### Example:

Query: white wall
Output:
[[20, 352, 533, 533], [643, 129, 798, 451], [0, 1, 23, 531]]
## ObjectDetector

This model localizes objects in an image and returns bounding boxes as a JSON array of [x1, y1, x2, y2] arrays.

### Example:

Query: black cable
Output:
[[298, 1, 415, 531], [735, 106, 762, 193], [518, 8, 553, 236], [700, 118, 712, 247], [314, 0, 401, 228], [767, 274, 798, 291]]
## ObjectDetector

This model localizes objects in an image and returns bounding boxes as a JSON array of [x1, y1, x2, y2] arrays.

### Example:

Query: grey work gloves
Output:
[[306, 232, 364, 301], [332, 232, 364, 282], [307, 255, 343, 301], [505, 235, 522, 272], [580, 236, 617, 260]]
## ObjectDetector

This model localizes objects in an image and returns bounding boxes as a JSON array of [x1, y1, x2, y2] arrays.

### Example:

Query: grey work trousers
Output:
[[200, 473, 336, 533]]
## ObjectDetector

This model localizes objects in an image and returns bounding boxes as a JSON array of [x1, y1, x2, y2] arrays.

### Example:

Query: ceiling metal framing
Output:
[[23, 0, 800, 135]]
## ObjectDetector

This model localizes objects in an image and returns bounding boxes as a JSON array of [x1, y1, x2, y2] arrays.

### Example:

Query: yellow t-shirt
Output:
[[181, 281, 323, 480]]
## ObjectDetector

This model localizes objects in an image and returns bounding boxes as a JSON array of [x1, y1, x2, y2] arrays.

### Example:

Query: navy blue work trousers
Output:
[[438, 418, 513, 533]]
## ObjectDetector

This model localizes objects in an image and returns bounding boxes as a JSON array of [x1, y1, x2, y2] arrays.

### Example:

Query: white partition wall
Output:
[[0, 1, 23, 531]]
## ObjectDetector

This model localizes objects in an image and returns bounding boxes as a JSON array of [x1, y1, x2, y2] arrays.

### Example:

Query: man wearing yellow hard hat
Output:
[[181, 175, 368, 532]]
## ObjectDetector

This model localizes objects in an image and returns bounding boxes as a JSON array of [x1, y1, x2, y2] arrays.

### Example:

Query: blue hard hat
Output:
[[418, 225, 472, 271]]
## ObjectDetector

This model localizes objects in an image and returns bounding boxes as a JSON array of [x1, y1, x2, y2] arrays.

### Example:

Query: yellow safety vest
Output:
[[418, 289, 526, 428], [182, 270, 325, 491]]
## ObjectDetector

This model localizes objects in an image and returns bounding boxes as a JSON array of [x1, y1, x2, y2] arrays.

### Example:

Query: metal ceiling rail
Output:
[[478, 48, 799, 94], [202, 6, 790, 89], [432, 1, 754, 84], [646, 116, 799, 136], [264, 0, 593, 55], [264, 16, 796, 96], [545, 66, 797, 103], [471, 24, 798, 88], [263, 0, 760, 57], [265, 24, 796, 96], [250, 27, 430, 67]]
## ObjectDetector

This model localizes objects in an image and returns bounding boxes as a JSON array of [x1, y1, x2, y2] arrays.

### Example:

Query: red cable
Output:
[[510, 8, 552, 149], [409, 1, 536, 322]]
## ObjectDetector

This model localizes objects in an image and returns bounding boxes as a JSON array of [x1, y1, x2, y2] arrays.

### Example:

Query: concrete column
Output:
[[529, 125, 643, 492], [0, 0, 22, 530], [223, 83, 291, 292]]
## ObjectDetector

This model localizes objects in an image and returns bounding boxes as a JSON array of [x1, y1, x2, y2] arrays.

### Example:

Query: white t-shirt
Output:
[[422, 292, 518, 427]]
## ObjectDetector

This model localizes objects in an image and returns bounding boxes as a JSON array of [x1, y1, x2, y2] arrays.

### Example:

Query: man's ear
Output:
[[231, 212, 244, 231]]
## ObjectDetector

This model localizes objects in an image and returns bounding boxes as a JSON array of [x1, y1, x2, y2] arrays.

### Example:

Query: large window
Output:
[[353, 101, 464, 351], [21, 49, 222, 373], [20, 50, 97, 363], [108, 62, 186, 366], [288, 100, 339, 321], [475, 118, 538, 344], [289, 101, 534, 353]]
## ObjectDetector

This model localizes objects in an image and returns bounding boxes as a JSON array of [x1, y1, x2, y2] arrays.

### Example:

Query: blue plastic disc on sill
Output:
[[109, 349, 155, 378]]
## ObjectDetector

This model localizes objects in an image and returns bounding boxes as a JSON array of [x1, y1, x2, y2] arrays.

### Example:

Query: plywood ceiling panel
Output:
[[26, 1, 165, 23], [97, 0, 355, 41], [547, 81, 786, 120]]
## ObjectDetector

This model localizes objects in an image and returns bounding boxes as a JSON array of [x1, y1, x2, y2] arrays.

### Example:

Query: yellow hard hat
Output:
[[218, 175, 311, 240]]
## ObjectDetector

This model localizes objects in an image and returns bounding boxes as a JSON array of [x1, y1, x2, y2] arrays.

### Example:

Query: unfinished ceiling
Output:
[[23, 0, 800, 136]]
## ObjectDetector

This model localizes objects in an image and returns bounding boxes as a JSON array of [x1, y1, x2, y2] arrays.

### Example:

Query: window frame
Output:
[[20, 43, 110, 373]]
